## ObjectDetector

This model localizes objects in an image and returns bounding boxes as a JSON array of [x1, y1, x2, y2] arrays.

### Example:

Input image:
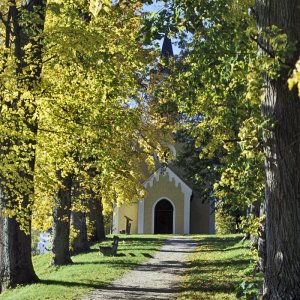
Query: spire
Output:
[[161, 34, 174, 58]]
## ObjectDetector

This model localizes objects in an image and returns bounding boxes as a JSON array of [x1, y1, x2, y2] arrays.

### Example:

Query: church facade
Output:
[[113, 36, 215, 235], [112, 164, 215, 235]]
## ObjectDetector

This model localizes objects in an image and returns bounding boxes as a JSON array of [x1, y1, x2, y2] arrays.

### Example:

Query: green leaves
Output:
[[146, 0, 266, 217]]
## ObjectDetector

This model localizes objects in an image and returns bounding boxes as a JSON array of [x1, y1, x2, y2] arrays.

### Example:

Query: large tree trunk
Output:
[[0, 213, 38, 292], [70, 177, 89, 253], [52, 171, 73, 266], [0, 0, 46, 292], [256, 0, 300, 297], [70, 211, 89, 253], [87, 194, 106, 243]]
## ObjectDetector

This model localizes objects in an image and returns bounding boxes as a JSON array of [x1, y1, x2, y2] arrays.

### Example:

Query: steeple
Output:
[[161, 34, 174, 58]]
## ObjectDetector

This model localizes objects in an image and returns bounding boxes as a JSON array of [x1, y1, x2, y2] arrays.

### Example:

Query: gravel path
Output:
[[81, 237, 198, 300]]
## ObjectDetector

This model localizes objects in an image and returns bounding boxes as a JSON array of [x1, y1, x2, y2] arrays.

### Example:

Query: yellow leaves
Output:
[[288, 58, 300, 97], [220, 167, 239, 189], [0, 0, 170, 231], [89, 0, 110, 17], [240, 214, 262, 236], [245, 69, 264, 105], [238, 115, 264, 160]]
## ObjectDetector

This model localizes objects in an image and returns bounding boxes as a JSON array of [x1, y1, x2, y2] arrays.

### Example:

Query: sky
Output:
[[142, 0, 181, 55]]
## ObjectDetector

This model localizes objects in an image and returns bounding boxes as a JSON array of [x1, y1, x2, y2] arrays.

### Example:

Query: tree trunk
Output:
[[87, 194, 106, 242], [0, 0, 46, 292], [257, 201, 266, 273], [250, 200, 261, 249], [0, 213, 38, 292], [52, 171, 73, 266], [256, 0, 300, 297], [70, 211, 89, 253]]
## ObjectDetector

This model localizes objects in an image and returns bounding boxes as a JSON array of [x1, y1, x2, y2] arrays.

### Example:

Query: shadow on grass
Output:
[[198, 245, 248, 253], [71, 261, 138, 267], [40, 279, 105, 289], [159, 249, 201, 254], [86, 248, 100, 253], [180, 235, 254, 296], [72, 260, 193, 272], [119, 248, 161, 252], [182, 283, 235, 294], [40, 278, 172, 294], [39, 279, 234, 295], [142, 253, 154, 258], [116, 253, 127, 257], [198, 236, 243, 250], [104, 236, 168, 244], [119, 248, 200, 253], [188, 258, 251, 274]]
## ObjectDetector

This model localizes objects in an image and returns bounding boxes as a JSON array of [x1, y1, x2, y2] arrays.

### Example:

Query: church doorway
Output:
[[154, 199, 174, 234]]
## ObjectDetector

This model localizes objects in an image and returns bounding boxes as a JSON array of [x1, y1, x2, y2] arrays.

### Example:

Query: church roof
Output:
[[161, 34, 174, 57]]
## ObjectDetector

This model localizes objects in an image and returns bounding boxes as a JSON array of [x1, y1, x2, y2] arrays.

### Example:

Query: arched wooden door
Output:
[[154, 199, 173, 234]]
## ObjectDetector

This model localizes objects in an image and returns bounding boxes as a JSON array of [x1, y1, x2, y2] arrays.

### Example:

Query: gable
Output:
[[143, 166, 193, 197]]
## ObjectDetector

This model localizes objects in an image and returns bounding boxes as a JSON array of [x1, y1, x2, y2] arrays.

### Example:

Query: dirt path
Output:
[[81, 237, 197, 300]]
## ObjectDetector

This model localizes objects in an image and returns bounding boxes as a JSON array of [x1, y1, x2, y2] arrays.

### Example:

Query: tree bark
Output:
[[70, 211, 89, 254], [257, 201, 266, 273], [250, 200, 261, 249], [0, 212, 38, 292], [87, 194, 106, 242], [256, 0, 300, 297], [69, 177, 89, 253], [0, 0, 46, 292], [52, 171, 73, 266]]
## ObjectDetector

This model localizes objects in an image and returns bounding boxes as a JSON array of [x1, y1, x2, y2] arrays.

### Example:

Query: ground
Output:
[[179, 235, 262, 299], [0, 234, 261, 300], [82, 237, 197, 299]]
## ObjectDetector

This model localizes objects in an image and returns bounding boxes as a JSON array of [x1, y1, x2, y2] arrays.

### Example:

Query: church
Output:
[[112, 37, 215, 235], [112, 163, 215, 235]]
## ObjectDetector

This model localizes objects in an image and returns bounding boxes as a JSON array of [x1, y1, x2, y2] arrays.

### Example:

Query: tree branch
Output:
[[38, 127, 70, 135], [250, 35, 275, 58], [250, 35, 294, 68]]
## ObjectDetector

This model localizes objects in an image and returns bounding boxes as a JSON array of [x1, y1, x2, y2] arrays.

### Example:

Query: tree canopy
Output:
[[1, 0, 300, 297]]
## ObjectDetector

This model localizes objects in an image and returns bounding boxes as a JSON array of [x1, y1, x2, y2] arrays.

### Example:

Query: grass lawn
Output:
[[178, 235, 262, 300], [0, 234, 167, 300]]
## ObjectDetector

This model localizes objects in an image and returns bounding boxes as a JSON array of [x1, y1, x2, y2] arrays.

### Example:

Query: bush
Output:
[[236, 280, 261, 299], [215, 210, 237, 234]]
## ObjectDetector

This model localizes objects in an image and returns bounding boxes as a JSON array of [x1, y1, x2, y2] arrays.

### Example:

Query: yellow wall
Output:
[[117, 202, 138, 234], [190, 192, 210, 234], [143, 173, 185, 234], [116, 172, 213, 235]]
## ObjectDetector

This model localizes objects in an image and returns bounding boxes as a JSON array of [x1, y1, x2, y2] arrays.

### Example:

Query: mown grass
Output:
[[178, 234, 262, 300], [0, 234, 167, 300]]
